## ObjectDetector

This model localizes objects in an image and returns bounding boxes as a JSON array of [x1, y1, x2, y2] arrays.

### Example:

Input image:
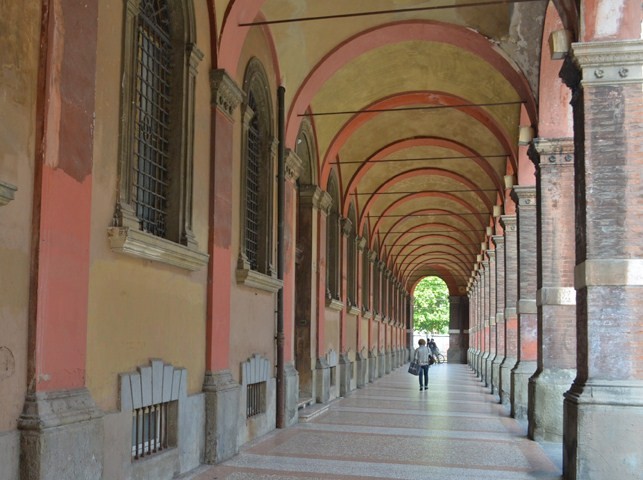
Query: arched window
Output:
[[326, 173, 341, 300], [238, 58, 278, 288], [347, 203, 357, 308], [111, 0, 207, 270], [361, 227, 370, 312]]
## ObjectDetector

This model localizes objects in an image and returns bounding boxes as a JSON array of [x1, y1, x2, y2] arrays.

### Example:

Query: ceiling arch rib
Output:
[[397, 247, 472, 279], [382, 223, 480, 253], [341, 136, 505, 216], [322, 94, 518, 191], [389, 234, 478, 260], [284, 20, 537, 147]]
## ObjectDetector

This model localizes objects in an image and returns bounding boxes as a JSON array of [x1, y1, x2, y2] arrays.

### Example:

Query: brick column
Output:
[[202, 70, 244, 464], [480, 259, 491, 385], [355, 236, 367, 387], [486, 249, 498, 392], [511, 186, 538, 420], [491, 235, 506, 396], [561, 40, 643, 480], [18, 3, 103, 479], [499, 214, 518, 409], [468, 276, 476, 369], [367, 251, 378, 381], [527, 138, 577, 441]]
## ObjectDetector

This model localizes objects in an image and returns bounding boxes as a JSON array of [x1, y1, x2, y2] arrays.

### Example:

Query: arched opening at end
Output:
[[412, 276, 449, 360]]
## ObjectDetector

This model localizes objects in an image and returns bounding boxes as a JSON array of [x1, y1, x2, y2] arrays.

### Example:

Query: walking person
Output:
[[414, 339, 431, 391]]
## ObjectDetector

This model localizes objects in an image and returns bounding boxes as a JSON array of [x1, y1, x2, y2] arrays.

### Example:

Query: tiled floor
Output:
[[188, 364, 562, 480]]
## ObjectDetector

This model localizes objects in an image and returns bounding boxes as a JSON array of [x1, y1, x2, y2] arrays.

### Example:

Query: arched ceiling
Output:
[[218, 0, 549, 295]]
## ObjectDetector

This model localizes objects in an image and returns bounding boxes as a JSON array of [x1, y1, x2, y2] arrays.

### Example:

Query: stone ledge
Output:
[[18, 388, 103, 431], [537, 287, 576, 306], [108, 227, 209, 271], [0, 180, 17, 206], [575, 259, 643, 288], [236, 268, 283, 292]]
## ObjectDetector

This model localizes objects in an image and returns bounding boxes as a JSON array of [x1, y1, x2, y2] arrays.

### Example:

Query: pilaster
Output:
[[491, 235, 506, 397]]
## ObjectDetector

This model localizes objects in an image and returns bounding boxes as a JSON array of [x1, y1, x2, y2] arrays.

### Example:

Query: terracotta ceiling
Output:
[[221, 0, 549, 294]]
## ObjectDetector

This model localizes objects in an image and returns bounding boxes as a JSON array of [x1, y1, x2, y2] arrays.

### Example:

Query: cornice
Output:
[[572, 39, 643, 86], [210, 69, 244, 120]]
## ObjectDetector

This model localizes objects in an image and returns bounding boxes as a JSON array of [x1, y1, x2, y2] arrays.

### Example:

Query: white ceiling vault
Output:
[[219, 0, 555, 295]]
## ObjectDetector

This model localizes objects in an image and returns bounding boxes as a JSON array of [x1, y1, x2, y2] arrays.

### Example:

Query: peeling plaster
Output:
[[596, 0, 625, 38]]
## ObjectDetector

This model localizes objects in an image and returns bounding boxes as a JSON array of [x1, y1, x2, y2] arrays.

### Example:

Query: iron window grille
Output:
[[132, 0, 172, 238], [131, 400, 175, 460], [245, 93, 261, 270], [246, 381, 266, 418]]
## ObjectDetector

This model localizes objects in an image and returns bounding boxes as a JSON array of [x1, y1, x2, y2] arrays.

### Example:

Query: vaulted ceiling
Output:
[[217, 0, 553, 295]]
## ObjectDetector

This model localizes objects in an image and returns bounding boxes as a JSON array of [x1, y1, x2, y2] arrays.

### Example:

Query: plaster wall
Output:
[[85, 0, 212, 411], [228, 25, 282, 385], [0, 0, 39, 438], [324, 308, 341, 355]]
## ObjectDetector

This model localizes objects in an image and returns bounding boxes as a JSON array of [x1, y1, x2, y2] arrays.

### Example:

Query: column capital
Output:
[[511, 185, 537, 207], [341, 217, 353, 236], [485, 249, 496, 262], [491, 234, 504, 248], [528, 137, 575, 168], [210, 69, 244, 120], [499, 214, 517, 232], [356, 236, 367, 251], [285, 149, 304, 182], [572, 39, 643, 87]]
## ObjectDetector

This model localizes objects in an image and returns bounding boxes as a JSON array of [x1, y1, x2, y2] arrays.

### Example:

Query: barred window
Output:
[[110, 0, 207, 270], [132, 0, 172, 237], [245, 93, 261, 269], [246, 381, 266, 418], [131, 401, 176, 460]]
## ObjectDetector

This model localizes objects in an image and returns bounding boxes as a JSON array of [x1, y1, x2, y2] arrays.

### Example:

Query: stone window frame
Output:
[[108, 0, 208, 271], [119, 359, 187, 462], [346, 203, 358, 312], [236, 58, 282, 293]]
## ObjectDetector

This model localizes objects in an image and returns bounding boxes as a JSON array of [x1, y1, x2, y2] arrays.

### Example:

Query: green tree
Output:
[[413, 276, 449, 334]]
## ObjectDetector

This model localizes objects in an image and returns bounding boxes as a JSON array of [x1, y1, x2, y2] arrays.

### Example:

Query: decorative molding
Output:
[[299, 184, 322, 208], [236, 267, 283, 292], [108, 227, 209, 271], [211, 69, 243, 120], [187, 43, 204, 76], [318, 190, 333, 215], [572, 40, 643, 86], [19, 388, 102, 431], [341, 216, 353, 236], [241, 354, 271, 385], [0, 180, 17, 206], [119, 359, 186, 411], [285, 149, 304, 182], [575, 259, 643, 288], [491, 234, 504, 248], [537, 287, 576, 306], [348, 305, 361, 316], [529, 137, 574, 167], [511, 185, 537, 206], [499, 214, 517, 232], [326, 296, 344, 311]]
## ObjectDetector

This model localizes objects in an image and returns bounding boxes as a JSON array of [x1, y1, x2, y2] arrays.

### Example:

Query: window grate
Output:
[[245, 94, 261, 269], [131, 402, 170, 459], [246, 381, 265, 418], [132, 0, 172, 238]]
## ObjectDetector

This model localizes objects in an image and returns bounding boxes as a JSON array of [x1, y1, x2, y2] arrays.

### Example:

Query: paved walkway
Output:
[[188, 364, 562, 480]]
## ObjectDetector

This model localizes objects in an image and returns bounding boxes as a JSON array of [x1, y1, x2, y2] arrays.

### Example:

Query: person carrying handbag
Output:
[[414, 339, 432, 391]]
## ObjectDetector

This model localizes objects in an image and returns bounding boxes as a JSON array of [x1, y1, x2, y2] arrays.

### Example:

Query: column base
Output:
[[447, 346, 466, 364], [377, 353, 385, 377], [355, 352, 367, 388], [563, 380, 643, 480], [315, 357, 330, 403], [528, 367, 576, 441], [481, 352, 491, 386], [500, 357, 517, 409], [203, 370, 240, 464], [491, 355, 503, 395], [385, 350, 392, 374], [283, 363, 300, 427], [368, 351, 377, 382], [511, 360, 537, 420], [18, 388, 103, 480], [338, 353, 352, 396]]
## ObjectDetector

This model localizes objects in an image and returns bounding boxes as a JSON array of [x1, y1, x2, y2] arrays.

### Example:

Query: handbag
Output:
[[408, 361, 420, 375]]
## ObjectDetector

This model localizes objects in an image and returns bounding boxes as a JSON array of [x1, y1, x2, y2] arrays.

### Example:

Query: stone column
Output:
[[202, 70, 244, 464], [561, 40, 643, 480], [527, 138, 577, 441], [499, 214, 518, 409], [18, 4, 103, 479], [355, 236, 367, 387], [491, 236, 506, 396], [511, 186, 538, 420]]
